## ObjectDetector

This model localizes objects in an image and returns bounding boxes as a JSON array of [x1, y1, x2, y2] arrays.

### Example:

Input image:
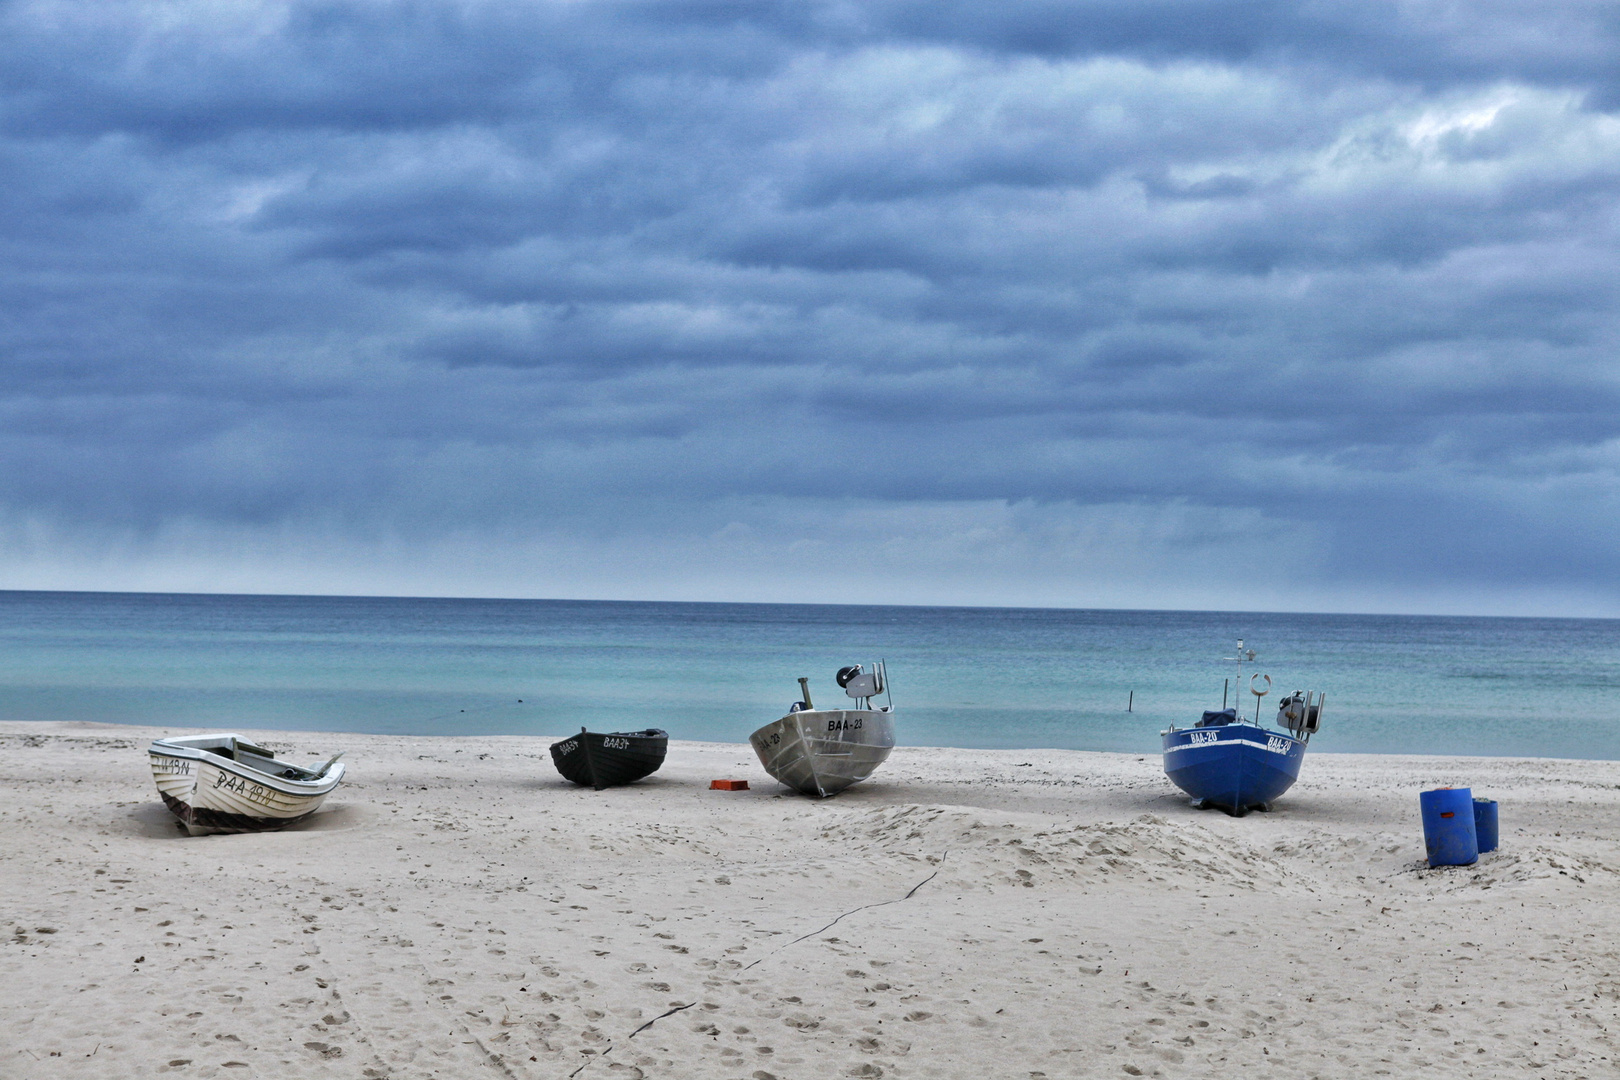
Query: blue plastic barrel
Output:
[[1473, 798, 1498, 854], [1420, 787, 1478, 867]]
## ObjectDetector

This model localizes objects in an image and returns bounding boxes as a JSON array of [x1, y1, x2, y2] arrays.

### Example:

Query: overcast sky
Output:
[[3, 0, 1619, 615]]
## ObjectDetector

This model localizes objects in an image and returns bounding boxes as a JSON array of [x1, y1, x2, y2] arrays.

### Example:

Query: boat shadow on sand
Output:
[[526, 774, 679, 794], [123, 801, 367, 840]]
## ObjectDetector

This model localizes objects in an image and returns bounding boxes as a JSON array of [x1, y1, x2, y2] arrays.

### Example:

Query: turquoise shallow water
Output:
[[2, 590, 1617, 758]]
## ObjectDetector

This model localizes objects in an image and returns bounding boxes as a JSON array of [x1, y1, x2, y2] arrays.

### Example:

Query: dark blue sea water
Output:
[[2, 590, 1617, 758]]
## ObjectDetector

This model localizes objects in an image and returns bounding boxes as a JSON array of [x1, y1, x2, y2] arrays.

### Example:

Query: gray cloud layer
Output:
[[3, 0, 1619, 613]]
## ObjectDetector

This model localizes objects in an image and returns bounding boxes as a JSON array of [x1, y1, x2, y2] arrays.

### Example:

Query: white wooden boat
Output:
[[749, 662, 895, 797], [148, 733, 346, 836]]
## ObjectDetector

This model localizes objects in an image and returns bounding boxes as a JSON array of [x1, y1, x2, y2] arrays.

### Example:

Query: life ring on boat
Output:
[[1249, 673, 1272, 698], [836, 665, 863, 688]]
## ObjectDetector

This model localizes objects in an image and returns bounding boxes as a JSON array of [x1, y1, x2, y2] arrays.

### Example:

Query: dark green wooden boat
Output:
[[549, 728, 668, 790]]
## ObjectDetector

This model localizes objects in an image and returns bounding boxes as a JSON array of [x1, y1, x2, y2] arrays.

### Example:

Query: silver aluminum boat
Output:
[[750, 662, 895, 797]]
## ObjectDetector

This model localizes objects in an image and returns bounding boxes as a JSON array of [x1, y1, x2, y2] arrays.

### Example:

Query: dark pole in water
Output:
[[1223, 678, 1229, 710], [1128, 691, 1133, 712]]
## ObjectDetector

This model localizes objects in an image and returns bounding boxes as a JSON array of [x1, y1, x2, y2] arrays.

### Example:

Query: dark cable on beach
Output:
[[628, 1001, 696, 1038], [744, 853, 947, 970]]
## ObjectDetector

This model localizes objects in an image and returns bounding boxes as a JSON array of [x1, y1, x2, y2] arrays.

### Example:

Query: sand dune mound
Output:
[[816, 804, 1302, 892], [1412, 841, 1620, 890], [1265, 831, 1419, 883], [1266, 833, 1403, 864]]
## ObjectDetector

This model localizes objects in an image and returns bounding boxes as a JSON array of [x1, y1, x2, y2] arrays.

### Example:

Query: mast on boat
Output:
[[1223, 639, 1256, 711]]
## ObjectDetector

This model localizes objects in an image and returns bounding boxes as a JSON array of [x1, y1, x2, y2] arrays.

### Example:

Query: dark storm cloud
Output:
[[2, 0, 1619, 610]]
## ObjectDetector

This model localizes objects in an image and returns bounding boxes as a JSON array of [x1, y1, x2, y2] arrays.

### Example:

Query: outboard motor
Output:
[[1277, 691, 1324, 740]]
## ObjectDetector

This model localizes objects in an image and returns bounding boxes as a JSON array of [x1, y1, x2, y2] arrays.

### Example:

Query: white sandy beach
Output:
[[3, 721, 1618, 1079]]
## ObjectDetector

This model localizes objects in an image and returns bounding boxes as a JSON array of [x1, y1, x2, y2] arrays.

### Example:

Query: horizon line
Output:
[[2, 585, 1615, 624]]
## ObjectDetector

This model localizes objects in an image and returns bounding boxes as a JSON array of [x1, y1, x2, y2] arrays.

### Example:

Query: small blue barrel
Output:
[[1473, 798, 1499, 854], [1420, 787, 1478, 867]]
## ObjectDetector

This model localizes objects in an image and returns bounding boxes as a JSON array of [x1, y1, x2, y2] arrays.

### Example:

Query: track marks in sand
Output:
[[819, 805, 1305, 894]]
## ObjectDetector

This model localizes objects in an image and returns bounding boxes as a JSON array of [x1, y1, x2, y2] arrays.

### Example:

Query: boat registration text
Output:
[[1180, 732, 1294, 755], [213, 771, 277, 806]]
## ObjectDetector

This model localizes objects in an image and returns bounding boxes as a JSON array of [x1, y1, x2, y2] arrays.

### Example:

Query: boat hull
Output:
[[749, 709, 895, 798], [1161, 723, 1304, 815], [549, 729, 669, 789], [149, 735, 345, 836]]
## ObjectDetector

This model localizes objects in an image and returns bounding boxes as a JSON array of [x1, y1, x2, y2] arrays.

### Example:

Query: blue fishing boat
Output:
[[1161, 641, 1324, 815]]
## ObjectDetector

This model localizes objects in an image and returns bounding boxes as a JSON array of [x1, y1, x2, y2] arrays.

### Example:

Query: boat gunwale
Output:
[[1162, 723, 1303, 750]]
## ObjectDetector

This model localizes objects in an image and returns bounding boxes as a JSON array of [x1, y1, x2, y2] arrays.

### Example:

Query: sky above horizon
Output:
[[4, 0, 1620, 616]]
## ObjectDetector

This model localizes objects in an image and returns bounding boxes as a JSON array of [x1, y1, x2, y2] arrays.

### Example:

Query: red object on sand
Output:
[[710, 779, 749, 791]]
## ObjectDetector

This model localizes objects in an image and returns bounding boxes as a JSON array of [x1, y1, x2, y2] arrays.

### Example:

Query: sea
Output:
[[2, 590, 1617, 759]]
